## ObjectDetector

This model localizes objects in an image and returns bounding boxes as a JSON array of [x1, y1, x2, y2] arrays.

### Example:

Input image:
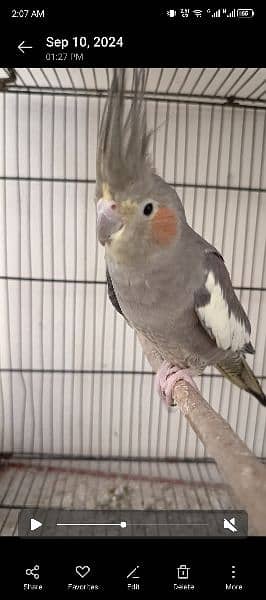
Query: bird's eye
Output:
[[143, 202, 154, 216]]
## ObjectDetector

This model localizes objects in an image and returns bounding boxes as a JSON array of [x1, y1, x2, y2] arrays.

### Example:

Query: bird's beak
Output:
[[96, 198, 123, 245]]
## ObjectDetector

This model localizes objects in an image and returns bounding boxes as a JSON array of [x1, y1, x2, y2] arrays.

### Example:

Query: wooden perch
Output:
[[137, 332, 266, 535]]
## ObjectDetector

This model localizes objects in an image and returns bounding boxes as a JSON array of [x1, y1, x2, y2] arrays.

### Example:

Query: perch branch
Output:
[[137, 332, 266, 535]]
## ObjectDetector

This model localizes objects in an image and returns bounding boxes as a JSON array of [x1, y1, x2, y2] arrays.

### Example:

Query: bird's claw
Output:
[[155, 361, 198, 409]]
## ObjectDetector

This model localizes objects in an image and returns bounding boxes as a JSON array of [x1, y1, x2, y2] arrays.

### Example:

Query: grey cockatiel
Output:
[[95, 68, 266, 408]]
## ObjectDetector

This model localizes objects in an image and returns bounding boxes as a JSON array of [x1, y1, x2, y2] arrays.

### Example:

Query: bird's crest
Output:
[[96, 69, 153, 197]]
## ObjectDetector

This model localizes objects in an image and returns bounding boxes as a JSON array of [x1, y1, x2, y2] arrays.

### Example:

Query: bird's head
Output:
[[96, 69, 186, 264]]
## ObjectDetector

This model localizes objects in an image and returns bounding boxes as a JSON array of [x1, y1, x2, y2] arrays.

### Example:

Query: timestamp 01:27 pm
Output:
[[45, 52, 83, 62]]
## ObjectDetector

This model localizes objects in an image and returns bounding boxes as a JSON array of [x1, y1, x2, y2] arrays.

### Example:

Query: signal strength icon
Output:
[[227, 9, 236, 18], [212, 9, 221, 18]]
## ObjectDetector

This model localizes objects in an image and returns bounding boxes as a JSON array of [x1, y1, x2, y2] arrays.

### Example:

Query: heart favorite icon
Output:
[[75, 565, 91, 578]]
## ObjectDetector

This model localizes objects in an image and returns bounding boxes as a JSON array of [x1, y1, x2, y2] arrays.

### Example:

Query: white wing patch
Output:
[[197, 271, 250, 352]]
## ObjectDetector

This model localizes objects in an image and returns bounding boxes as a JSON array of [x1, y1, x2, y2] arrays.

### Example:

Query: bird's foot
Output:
[[155, 361, 198, 408]]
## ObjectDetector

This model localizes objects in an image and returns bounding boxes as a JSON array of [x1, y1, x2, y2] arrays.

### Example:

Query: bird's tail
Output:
[[216, 355, 266, 406]]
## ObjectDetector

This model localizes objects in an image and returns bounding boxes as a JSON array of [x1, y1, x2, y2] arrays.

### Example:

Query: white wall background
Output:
[[0, 68, 265, 458]]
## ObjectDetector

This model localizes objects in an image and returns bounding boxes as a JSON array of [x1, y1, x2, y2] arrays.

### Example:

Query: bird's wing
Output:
[[106, 268, 124, 316], [194, 250, 254, 354]]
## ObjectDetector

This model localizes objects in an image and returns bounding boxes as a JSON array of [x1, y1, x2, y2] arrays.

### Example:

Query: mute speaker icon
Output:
[[223, 517, 237, 533]]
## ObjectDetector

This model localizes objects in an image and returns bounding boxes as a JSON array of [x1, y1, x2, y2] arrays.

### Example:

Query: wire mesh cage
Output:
[[0, 68, 265, 531]]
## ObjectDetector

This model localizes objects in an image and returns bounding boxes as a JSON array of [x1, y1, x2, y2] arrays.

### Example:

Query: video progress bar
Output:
[[55, 521, 208, 528]]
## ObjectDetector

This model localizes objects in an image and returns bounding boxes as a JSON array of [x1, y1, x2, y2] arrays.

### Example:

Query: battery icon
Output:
[[237, 9, 255, 18]]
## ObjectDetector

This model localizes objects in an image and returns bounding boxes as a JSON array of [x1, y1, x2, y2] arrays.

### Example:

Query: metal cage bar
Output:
[[0, 68, 265, 460]]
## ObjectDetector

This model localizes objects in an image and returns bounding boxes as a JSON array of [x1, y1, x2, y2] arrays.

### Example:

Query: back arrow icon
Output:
[[18, 41, 33, 54]]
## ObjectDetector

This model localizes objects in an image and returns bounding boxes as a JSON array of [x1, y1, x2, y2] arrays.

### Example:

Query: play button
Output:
[[30, 518, 42, 531]]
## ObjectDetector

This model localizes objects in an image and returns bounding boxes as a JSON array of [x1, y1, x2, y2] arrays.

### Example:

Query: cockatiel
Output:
[[95, 69, 266, 408]]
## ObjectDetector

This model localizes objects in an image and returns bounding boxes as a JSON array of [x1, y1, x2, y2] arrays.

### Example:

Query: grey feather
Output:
[[96, 68, 186, 222], [206, 250, 251, 334], [195, 249, 252, 352], [96, 68, 152, 196], [217, 355, 266, 406], [242, 341, 255, 354], [106, 268, 124, 316]]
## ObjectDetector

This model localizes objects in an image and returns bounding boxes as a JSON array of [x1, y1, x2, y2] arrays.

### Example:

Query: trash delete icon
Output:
[[177, 564, 190, 580]]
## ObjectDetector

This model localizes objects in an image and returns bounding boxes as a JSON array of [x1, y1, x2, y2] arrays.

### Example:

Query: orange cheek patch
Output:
[[151, 207, 177, 244]]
